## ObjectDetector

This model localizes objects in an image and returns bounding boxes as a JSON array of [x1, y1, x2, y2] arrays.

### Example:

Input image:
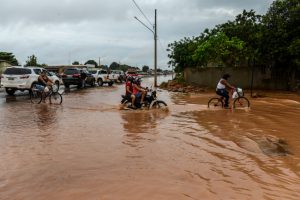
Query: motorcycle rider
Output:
[[125, 76, 136, 108], [133, 77, 147, 105]]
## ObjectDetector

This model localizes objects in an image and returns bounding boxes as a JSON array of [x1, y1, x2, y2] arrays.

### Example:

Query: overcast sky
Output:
[[0, 0, 274, 69]]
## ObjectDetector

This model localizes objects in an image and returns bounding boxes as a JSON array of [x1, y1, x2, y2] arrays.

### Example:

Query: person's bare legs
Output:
[[131, 94, 136, 108], [141, 91, 146, 103]]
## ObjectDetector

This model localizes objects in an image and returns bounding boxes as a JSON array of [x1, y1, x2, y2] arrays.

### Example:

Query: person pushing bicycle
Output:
[[216, 74, 235, 108]]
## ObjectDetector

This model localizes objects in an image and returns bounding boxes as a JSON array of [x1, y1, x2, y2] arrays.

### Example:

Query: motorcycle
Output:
[[121, 89, 167, 109]]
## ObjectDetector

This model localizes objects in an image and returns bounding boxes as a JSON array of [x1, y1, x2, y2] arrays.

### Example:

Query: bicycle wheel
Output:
[[50, 92, 63, 105], [150, 100, 168, 109], [233, 97, 250, 108], [208, 97, 223, 108], [30, 89, 42, 104]]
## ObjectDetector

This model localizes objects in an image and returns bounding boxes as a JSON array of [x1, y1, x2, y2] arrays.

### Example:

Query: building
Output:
[[0, 60, 12, 74]]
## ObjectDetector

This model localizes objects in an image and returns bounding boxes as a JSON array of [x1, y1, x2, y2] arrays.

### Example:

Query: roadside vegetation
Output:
[[167, 0, 299, 90]]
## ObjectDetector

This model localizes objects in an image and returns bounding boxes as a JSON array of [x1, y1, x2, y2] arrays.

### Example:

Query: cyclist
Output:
[[125, 76, 136, 108], [37, 70, 53, 92], [216, 73, 235, 108]]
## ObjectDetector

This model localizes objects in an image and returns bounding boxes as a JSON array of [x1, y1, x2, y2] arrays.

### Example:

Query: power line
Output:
[[132, 0, 153, 28]]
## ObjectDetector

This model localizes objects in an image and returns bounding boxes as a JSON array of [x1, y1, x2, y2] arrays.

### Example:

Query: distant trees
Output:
[[84, 60, 98, 67], [72, 61, 80, 65], [109, 62, 119, 70], [0, 52, 19, 65], [25, 54, 38, 66], [167, 0, 300, 83], [142, 65, 149, 72]]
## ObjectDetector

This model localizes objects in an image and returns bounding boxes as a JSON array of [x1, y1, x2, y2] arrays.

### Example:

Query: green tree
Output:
[[261, 0, 300, 89], [72, 61, 80, 65], [25, 54, 38, 66], [216, 10, 263, 66], [193, 32, 246, 67], [261, 0, 300, 67], [142, 65, 149, 72], [0, 52, 19, 65], [84, 60, 98, 67], [167, 37, 199, 72], [109, 62, 120, 70]]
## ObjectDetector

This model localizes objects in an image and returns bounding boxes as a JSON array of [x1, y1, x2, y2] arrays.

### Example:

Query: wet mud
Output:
[[0, 76, 300, 200]]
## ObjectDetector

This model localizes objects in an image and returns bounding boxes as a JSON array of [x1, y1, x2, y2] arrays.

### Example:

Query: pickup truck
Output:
[[88, 69, 114, 86], [110, 70, 126, 82]]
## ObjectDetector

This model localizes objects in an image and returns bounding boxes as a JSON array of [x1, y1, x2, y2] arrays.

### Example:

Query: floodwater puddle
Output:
[[0, 79, 300, 200]]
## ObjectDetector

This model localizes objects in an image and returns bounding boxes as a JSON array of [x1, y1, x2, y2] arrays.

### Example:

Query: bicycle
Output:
[[208, 88, 250, 109], [30, 84, 63, 105]]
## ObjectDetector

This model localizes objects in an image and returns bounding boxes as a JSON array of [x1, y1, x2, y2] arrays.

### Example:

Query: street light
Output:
[[134, 9, 158, 87]]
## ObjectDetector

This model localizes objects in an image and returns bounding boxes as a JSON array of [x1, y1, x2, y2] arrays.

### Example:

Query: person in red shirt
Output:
[[132, 78, 147, 105], [125, 76, 136, 108]]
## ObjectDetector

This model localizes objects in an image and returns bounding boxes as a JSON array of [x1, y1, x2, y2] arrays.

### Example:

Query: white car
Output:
[[1, 66, 60, 95], [88, 69, 114, 86], [110, 70, 126, 82]]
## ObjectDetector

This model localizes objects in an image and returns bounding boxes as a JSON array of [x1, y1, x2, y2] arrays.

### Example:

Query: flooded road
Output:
[[1, 76, 300, 200]]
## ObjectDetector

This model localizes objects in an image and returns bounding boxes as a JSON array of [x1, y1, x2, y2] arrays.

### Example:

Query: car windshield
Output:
[[89, 70, 97, 74], [4, 68, 31, 75], [100, 70, 107, 74], [64, 69, 79, 75], [33, 69, 42, 74]]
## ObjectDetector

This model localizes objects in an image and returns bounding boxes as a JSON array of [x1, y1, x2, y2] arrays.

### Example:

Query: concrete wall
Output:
[[184, 67, 289, 90], [0, 61, 12, 74]]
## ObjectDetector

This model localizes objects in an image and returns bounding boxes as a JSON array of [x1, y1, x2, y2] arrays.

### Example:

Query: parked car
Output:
[[88, 69, 114, 86], [62, 68, 95, 88], [111, 70, 126, 82], [0, 66, 60, 95], [49, 71, 63, 85]]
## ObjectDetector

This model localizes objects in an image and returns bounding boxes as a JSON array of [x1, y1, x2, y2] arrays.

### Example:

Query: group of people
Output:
[[125, 76, 147, 109], [123, 73, 234, 109], [39, 69, 234, 109]]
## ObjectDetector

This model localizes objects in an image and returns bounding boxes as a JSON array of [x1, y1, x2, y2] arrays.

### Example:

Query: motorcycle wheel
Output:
[[150, 100, 168, 109], [121, 100, 133, 109]]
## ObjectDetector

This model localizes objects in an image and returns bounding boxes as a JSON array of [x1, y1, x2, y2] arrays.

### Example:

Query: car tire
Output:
[[108, 82, 113, 86], [5, 88, 16, 96], [64, 84, 69, 89], [91, 79, 95, 87], [98, 78, 103, 86]]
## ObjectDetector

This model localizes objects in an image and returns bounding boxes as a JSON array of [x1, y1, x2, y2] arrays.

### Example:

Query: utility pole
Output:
[[134, 8, 158, 87], [154, 9, 157, 87], [98, 57, 100, 67]]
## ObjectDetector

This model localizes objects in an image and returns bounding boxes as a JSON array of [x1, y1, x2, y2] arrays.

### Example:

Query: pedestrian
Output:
[[80, 70, 87, 88]]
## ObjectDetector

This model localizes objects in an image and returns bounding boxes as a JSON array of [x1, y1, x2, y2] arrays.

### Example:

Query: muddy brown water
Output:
[[0, 76, 300, 200]]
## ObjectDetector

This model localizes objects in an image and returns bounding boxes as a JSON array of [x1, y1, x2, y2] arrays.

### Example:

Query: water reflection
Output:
[[32, 104, 59, 131], [121, 110, 169, 149], [5, 95, 17, 103]]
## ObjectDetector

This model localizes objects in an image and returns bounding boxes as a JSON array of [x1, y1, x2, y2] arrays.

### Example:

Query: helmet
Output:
[[127, 76, 134, 83], [134, 77, 141, 85]]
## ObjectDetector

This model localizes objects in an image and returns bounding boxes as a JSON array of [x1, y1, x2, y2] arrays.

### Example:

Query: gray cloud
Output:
[[0, 0, 274, 69]]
